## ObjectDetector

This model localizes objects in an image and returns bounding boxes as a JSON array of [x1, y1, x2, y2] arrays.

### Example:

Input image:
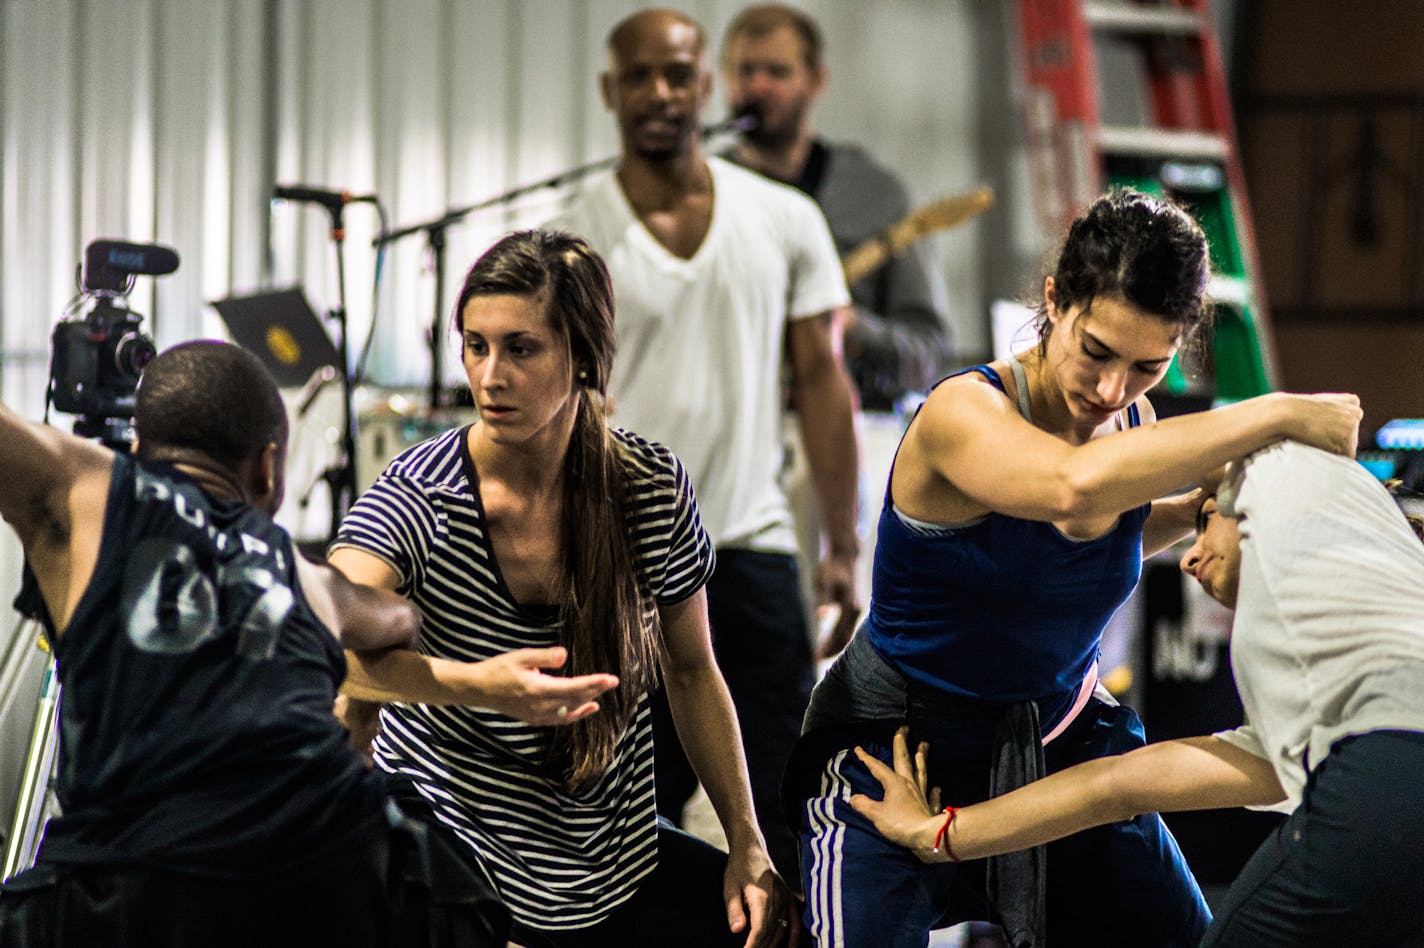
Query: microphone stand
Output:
[[316, 204, 358, 537], [370, 114, 753, 415], [372, 156, 617, 414]]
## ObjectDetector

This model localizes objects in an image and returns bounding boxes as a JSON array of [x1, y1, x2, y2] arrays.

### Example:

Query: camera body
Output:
[[50, 297, 155, 425], [49, 240, 177, 445]]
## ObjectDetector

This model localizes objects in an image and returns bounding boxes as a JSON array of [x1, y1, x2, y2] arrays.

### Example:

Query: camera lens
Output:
[[113, 332, 157, 379]]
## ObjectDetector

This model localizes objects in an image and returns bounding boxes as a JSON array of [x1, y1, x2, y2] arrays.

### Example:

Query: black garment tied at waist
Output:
[[904, 679, 1047, 948]]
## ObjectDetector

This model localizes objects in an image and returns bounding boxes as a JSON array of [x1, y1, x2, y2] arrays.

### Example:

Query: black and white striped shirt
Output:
[[331, 425, 714, 929]]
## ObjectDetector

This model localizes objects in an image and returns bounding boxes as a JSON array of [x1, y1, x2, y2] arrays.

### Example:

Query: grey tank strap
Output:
[[1007, 356, 1034, 424]]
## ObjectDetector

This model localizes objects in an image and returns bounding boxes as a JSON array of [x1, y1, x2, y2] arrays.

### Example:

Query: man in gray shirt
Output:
[[722, 3, 952, 411]]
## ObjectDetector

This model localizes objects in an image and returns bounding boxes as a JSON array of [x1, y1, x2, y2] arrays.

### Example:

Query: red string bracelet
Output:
[[931, 805, 960, 861]]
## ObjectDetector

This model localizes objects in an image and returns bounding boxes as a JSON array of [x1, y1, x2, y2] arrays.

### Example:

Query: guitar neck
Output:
[[842, 187, 994, 285]]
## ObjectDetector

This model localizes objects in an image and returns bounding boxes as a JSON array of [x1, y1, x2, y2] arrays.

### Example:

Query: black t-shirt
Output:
[[36, 455, 384, 878]]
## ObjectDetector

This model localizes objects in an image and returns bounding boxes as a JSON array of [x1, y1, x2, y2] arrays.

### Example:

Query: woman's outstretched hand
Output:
[[475, 646, 619, 725]]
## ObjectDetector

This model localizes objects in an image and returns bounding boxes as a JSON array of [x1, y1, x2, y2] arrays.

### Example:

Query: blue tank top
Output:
[[37, 455, 385, 878], [866, 364, 1149, 704]]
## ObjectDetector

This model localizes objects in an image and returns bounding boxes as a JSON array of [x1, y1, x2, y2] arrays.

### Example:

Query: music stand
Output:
[[211, 288, 355, 541], [211, 288, 340, 388]]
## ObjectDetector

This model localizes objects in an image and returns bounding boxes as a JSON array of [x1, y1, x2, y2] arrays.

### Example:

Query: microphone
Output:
[[701, 104, 762, 138], [84, 240, 180, 279], [82, 239, 180, 292], [272, 184, 377, 211]]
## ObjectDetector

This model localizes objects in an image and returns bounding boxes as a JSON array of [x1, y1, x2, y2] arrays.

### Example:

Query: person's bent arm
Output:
[[844, 237, 952, 407], [342, 646, 616, 725], [294, 553, 420, 651], [1142, 488, 1206, 557], [659, 590, 795, 947], [911, 380, 1360, 524], [851, 727, 1284, 863], [788, 309, 862, 658], [326, 546, 617, 726]]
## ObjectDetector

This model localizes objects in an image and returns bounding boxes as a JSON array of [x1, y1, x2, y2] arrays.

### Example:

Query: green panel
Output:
[[1106, 162, 1268, 398], [1212, 302, 1271, 400], [1177, 186, 1245, 280]]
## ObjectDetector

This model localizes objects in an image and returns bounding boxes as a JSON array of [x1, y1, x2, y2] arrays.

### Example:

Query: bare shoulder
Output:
[[0, 410, 114, 549], [892, 371, 1018, 519], [912, 367, 1018, 444]]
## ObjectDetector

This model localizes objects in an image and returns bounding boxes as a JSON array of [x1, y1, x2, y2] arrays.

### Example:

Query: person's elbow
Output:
[[338, 593, 421, 651], [659, 649, 719, 696], [1050, 458, 1124, 520]]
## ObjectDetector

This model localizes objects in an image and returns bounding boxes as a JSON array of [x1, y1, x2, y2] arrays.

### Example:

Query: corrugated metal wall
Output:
[[0, 0, 1022, 845]]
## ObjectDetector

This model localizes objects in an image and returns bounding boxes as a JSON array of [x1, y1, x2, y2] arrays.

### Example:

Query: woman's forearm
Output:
[[663, 663, 763, 849], [941, 737, 1284, 862], [341, 648, 484, 705]]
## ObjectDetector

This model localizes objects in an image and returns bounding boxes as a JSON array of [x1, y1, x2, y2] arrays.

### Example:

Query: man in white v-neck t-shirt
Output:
[[552, 7, 858, 885]]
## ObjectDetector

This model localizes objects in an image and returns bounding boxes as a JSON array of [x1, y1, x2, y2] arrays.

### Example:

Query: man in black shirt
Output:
[[0, 341, 521, 947]]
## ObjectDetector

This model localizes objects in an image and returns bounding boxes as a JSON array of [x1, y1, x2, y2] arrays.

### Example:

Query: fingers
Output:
[[847, 792, 875, 820], [738, 883, 772, 947], [831, 605, 859, 653], [557, 700, 602, 723], [813, 603, 855, 661], [852, 746, 898, 788], [725, 887, 748, 936], [516, 645, 570, 670], [511, 647, 619, 693], [928, 785, 942, 813], [915, 740, 929, 800], [548, 672, 621, 697], [891, 725, 914, 777]]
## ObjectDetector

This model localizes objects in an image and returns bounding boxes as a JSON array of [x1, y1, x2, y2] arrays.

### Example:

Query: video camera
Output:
[[49, 239, 178, 447]]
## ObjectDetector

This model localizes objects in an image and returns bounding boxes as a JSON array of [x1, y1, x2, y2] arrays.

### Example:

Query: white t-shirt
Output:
[[1213, 441, 1424, 811], [552, 156, 850, 552]]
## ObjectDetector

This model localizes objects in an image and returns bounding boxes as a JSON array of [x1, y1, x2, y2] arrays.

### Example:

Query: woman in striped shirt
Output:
[[328, 230, 794, 947]]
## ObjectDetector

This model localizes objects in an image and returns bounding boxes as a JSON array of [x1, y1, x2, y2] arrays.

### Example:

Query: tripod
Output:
[[1, 617, 60, 881]]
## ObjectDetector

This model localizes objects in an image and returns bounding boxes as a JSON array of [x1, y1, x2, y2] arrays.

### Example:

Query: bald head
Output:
[[600, 8, 713, 163], [606, 8, 706, 64]]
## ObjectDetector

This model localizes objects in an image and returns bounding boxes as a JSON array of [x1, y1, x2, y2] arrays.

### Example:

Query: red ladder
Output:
[[1017, 0, 1275, 398]]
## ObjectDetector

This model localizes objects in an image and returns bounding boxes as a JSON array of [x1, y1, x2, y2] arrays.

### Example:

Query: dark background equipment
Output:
[[48, 239, 178, 450]]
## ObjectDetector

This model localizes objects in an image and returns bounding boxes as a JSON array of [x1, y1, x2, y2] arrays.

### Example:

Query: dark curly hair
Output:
[[134, 340, 287, 470], [1035, 189, 1213, 366]]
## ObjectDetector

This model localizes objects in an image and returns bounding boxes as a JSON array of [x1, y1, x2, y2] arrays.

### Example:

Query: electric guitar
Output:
[[841, 186, 995, 284]]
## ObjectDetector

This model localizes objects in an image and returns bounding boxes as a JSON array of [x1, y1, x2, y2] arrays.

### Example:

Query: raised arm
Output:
[[658, 589, 795, 946], [0, 401, 113, 634], [905, 377, 1360, 523], [851, 727, 1284, 863]]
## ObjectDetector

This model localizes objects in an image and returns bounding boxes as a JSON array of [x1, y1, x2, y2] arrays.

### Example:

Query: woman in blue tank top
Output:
[[792, 189, 1362, 948]]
